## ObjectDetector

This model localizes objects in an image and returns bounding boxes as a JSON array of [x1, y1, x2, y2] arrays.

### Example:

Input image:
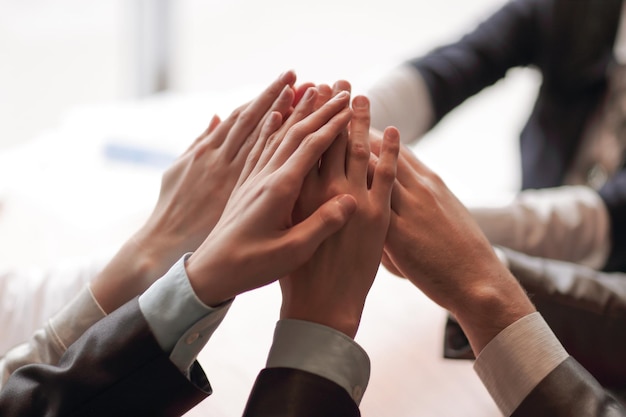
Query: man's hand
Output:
[[185, 88, 359, 307], [280, 95, 400, 338], [379, 139, 535, 353], [90, 71, 297, 313]]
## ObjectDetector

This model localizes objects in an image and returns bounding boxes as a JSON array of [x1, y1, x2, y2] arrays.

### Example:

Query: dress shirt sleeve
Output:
[[0, 285, 106, 388], [138, 253, 232, 374], [265, 319, 371, 404], [474, 312, 569, 417], [470, 185, 611, 269], [367, 65, 435, 144]]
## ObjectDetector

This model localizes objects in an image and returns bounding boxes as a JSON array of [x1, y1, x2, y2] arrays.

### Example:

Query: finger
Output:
[[233, 85, 294, 163], [320, 126, 348, 181], [271, 96, 351, 178], [332, 80, 351, 96], [390, 178, 403, 215], [346, 95, 372, 185], [251, 87, 319, 175], [183, 114, 221, 156], [222, 70, 296, 157], [371, 126, 400, 203], [237, 111, 284, 185], [284, 194, 357, 267], [293, 82, 315, 106], [314, 84, 332, 110]]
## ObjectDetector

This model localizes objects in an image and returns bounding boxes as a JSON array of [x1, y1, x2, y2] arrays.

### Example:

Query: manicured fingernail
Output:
[[352, 96, 368, 109], [337, 194, 357, 215]]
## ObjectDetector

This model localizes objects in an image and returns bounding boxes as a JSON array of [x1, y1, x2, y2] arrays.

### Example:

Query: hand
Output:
[[379, 139, 535, 353], [185, 89, 358, 307], [90, 71, 297, 313], [280, 95, 399, 338]]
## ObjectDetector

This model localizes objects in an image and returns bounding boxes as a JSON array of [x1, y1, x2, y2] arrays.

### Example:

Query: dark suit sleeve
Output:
[[444, 248, 626, 388], [0, 298, 211, 417], [599, 168, 626, 272], [408, 0, 543, 123], [512, 357, 626, 417], [242, 368, 360, 417]]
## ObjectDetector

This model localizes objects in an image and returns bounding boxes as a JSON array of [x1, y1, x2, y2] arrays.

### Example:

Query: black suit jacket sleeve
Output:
[[242, 368, 360, 417], [409, 0, 622, 189], [513, 357, 626, 417], [0, 298, 211, 417], [599, 168, 626, 271], [408, 0, 543, 123]]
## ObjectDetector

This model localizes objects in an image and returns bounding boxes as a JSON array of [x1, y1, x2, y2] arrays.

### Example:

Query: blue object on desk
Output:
[[103, 141, 177, 169]]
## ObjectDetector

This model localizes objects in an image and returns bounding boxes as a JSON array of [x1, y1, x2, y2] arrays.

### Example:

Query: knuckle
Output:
[[350, 141, 370, 162], [376, 165, 396, 183], [237, 108, 256, 126]]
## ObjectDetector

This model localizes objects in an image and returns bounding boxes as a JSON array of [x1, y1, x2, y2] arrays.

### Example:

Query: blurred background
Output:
[[0, 0, 530, 149], [0, 0, 540, 267]]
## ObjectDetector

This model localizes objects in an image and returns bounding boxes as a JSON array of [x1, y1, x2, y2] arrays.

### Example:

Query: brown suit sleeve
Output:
[[444, 248, 626, 388], [242, 367, 360, 417], [513, 357, 625, 417], [0, 298, 211, 417]]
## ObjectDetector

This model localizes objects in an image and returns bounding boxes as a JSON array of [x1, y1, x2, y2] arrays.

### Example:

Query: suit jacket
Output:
[[445, 248, 626, 396], [409, 0, 626, 271], [0, 297, 622, 416], [0, 298, 360, 417]]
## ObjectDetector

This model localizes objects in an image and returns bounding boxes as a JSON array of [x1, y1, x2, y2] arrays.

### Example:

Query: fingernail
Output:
[[334, 91, 350, 101], [352, 95, 368, 109], [279, 69, 295, 83], [304, 87, 317, 101], [337, 194, 357, 215]]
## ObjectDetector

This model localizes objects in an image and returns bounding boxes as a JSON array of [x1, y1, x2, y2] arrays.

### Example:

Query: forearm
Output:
[[470, 186, 611, 269], [0, 286, 106, 388], [89, 228, 178, 314], [367, 65, 434, 144]]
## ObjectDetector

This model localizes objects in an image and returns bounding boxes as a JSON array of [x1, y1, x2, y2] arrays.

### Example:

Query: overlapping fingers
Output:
[[269, 91, 352, 178], [222, 70, 297, 160], [238, 86, 320, 182]]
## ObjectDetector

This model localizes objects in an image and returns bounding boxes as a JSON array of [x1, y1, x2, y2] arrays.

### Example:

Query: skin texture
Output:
[[280, 95, 400, 338], [90, 71, 298, 313], [371, 131, 535, 353], [184, 88, 361, 307]]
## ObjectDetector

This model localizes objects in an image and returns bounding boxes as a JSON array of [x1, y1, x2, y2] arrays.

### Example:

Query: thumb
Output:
[[288, 194, 357, 258]]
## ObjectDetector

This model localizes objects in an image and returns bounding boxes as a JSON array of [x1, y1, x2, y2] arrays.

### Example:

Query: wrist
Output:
[[90, 236, 163, 313], [184, 251, 233, 308], [450, 268, 536, 354], [280, 301, 362, 339]]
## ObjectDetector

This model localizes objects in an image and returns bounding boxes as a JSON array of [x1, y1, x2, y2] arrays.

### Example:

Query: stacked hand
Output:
[[185, 84, 360, 307], [370, 132, 535, 353], [91, 71, 298, 313], [280, 89, 400, 338]]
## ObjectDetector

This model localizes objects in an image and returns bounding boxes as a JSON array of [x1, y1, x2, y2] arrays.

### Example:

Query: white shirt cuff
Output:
[[367, 64, 434, 144], [266, 319, 371, 404], [474, 312, 569, 416], [138, 254, 232, 373]]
